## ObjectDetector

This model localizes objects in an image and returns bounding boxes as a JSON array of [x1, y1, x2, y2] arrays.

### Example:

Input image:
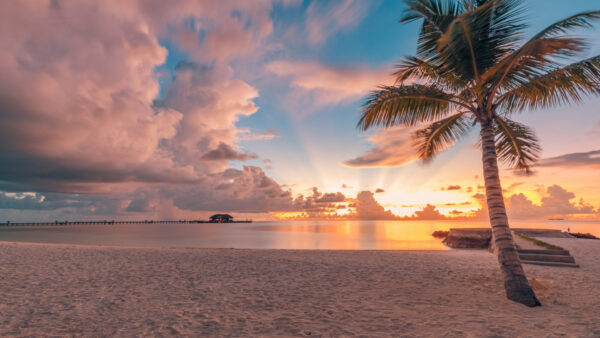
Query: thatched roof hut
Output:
[[209, 214, 233, 223]]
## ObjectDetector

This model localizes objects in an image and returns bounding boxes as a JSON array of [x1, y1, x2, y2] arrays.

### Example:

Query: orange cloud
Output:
[[354, 191, 398, 220], [410, 204, 446, 220], [507, 185, 597, 219]]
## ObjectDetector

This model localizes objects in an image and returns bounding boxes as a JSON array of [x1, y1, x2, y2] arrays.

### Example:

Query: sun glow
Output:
[[336, 208, 351, 216]]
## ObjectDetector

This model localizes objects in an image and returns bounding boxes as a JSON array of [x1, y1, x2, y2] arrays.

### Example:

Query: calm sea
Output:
[[0, 220, 598, 250]]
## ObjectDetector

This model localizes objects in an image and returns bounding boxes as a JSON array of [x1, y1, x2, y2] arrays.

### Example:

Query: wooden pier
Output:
[[0, 219, 253, 227]]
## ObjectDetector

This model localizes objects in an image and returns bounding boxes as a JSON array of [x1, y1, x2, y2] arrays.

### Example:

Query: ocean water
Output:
[[0, 219, 598, 250]]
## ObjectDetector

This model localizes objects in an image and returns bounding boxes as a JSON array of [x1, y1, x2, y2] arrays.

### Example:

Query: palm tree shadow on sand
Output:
[[358, 0, 600, 307]]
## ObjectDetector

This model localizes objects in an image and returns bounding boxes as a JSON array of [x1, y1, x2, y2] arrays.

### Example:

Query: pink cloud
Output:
[[267, 60, 393, 106], [168, 12, 273, 62], [157, 61, 260, 174], [237, 128, 280, 141], [343, 126, 418, 167], [200, 143, 258, 161], [135, 0, 274, 62], [305, 0, 369, 45], [0, 1, 273, 206], [0, 1, 193, 192]]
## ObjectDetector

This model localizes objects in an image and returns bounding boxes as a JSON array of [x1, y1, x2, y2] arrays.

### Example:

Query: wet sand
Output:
[[1, 239, 599, 336]]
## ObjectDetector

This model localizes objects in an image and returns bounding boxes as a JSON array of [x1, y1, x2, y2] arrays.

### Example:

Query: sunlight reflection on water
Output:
[[0, 219, 598, 250]]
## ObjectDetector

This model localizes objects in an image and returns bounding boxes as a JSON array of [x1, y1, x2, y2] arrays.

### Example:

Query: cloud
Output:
[[267, 60, 392, 106], [279, 187, 349, 218], [304, 0, 370, 45], [343, 126, 418, 167], [316, 192, 346, 203], [0, 0, 296, 219], [238, 128, 280, 141], [0, 193, 67, 211], [538, 149, 600, 168], [374, 188, 385, 193], [467, 185, 597, 220], [410, 204, 447, 220], [0, 191, 136, 219], [442, 185, 461, 191], [156, 60, 260, 173], [440, 202, 471, 206], [277, 0, 302, 8], [142, 1, 275, 63], [271, 189, 397, 220], [0, 1, 197, 193], [201, 143, 258, 161], [164, 166, 298, 213], [354, 191, 398, 220], [507, 185, 596, 219], [0, 56, 261, 193], [503, 182, 524, 194]]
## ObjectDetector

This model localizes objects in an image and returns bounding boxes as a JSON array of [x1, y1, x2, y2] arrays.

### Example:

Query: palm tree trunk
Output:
[[480, 121, 541, 307]]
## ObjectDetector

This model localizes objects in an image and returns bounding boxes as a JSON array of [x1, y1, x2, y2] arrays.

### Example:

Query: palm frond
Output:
[[482, 11, 600, 99], [436, 0, 526, 81], [400, 0, 464, 58], [481, 37, 586, 84], [393, 56, 467, 91], [414, 112, 472, 161], [498, 55, 600, 112], [400, 0, 463, 23], [358, 84, 469, 130], [494, 116, 541, 172], [532, 11, 600, 39], [480, 37, 588, 111]]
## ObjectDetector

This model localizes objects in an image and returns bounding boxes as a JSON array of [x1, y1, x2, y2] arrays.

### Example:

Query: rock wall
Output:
[[443, 228, 492, 249]]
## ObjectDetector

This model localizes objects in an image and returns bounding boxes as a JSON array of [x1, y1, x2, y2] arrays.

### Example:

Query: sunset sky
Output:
[[0, 0, 599, 222]]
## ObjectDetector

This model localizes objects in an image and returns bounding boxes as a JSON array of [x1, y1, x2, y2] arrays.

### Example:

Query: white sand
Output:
[[1, 239, 599, 336]]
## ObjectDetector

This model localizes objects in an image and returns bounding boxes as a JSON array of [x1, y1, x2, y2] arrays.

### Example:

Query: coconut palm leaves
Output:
[[500, 56, 600, 112], [494, 117, 540, 172], [533, 11, 600, 39], [414, 112, 472, 161], [435, 0, 525, 81], [358, 84, 464, 129], [359, 0, 600, 171], [400, 0, 463, 58]]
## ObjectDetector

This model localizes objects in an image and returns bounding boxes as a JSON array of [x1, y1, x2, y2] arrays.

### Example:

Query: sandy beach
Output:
[[1, 239, 599, 337]]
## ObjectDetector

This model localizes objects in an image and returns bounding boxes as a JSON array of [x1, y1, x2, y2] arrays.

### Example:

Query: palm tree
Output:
[[358, 0, 600, 307]]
